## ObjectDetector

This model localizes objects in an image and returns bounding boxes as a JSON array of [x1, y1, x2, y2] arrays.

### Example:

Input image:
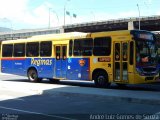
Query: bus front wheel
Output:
[[94, 71, 110, 88], [28, 69, 40, 82]]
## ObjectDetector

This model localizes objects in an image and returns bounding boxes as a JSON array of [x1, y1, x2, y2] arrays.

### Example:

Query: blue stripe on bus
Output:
[[1, 58, 90, 80]]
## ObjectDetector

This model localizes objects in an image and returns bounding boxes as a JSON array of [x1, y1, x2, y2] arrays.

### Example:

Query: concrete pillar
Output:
[[59, 27, 64, 33], [128, 21, 135, 30]]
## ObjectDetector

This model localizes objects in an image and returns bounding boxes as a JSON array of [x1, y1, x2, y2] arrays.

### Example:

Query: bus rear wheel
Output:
[[28, 69, 41, 82], [94, 71, 110, 88]]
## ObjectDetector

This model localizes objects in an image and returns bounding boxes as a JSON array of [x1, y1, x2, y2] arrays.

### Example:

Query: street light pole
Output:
[[48, 8, 51, 28], [49, 8, 59, 28], [52, 10, 60, 26], [137, 4, 140, 30], [64, 6, 66, 26], [64, 0, 70, 27]]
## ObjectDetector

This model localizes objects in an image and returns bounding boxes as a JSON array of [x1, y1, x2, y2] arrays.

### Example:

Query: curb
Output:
[[0, 78, 160, 105]]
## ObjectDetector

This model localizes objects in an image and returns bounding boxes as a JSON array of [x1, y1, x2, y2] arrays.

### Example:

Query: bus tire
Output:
[[27, 69, 41, 82], [94, 71, 110, 88]]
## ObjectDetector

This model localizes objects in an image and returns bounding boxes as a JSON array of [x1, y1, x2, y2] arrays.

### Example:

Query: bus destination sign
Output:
[[138, 33, 153, 40]]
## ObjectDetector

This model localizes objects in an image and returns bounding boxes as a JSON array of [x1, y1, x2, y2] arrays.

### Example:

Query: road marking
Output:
[[0, 106, 77, 120]]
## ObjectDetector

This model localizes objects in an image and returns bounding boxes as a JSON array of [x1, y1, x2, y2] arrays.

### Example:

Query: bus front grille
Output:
[[142, 67, 156, 72]]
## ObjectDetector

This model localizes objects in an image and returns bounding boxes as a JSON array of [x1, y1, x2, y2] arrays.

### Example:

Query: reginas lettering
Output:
[[31, 58, 52, 66]]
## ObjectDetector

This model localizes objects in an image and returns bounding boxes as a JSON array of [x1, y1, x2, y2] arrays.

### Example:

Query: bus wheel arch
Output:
[[92, 69, 110, 88], [27, 67, 41, 82]]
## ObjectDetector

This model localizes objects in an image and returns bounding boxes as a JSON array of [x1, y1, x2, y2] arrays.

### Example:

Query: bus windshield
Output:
[[136, 40, 157, 66]]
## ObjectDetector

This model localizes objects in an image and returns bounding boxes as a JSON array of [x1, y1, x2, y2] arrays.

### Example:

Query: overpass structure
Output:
[[64, 15, 160, 32], [0, 27, 64, 40], [0, 15, 160, 40]]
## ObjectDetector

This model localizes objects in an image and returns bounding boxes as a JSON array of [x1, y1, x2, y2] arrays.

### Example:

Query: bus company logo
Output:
[[79, 59, 85, 66], [31, 58, 52, 66]]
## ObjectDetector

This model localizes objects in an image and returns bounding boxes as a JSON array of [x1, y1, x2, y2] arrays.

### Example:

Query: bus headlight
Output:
[[136, 68, 144, 75]]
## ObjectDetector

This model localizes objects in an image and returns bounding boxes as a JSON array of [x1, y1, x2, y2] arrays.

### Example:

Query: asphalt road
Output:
[[0, 73, 160, 120], [0, 90, 160, 120]]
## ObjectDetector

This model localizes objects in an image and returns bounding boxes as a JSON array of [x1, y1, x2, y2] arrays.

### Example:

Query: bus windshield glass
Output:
[[136, 38, 157, 66]]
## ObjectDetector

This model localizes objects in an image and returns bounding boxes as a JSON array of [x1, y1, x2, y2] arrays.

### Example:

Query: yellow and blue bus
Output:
[[156, 32, 160, 78], [0, 30, 159, 87]]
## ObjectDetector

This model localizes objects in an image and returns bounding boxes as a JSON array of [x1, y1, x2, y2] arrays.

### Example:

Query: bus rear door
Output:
[[113, 42, 129, 83], [55, 45, 67, 79]]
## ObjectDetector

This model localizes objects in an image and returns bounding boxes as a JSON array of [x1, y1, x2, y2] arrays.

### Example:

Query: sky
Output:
[[0, 0, 159, 30]]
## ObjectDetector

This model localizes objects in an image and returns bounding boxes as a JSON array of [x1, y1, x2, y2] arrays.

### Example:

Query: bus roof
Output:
[[2, 32, 90, 44], [2, 30, 154, 44], [91, 30, 131, 37]]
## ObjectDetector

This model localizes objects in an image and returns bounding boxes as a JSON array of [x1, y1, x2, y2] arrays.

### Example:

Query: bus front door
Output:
[[55, 45, 67, 79], [113, 42, 128, 83]]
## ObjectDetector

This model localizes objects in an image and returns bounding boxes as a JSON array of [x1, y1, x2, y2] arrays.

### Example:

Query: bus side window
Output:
[[14, 43, 25, 57], [69, 40, 73, 56], [40, 41, 52, 57], [130, 41, 134, 65], [73, 38, 93, 56], [56, 46, 60, 60], [62, 46, 67, 60], [93, 37, 111, 56], [122, 43, 128, 61], [115, 43, 120, 61], [82, 38, 93, 56], [26, 42, 39, 57], [2, 44, 13, 57], [74, 40, 82, 56]]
